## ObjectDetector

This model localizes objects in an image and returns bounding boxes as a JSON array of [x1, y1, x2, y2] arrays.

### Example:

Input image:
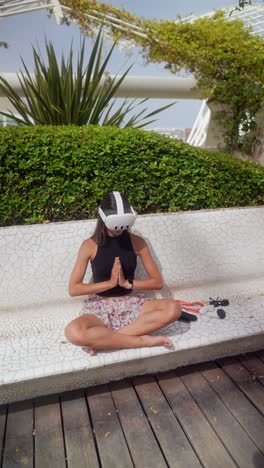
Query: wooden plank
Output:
[[133, 375, 201, 468], [61, 389, 99, 468], [238, 353, 264, 387], [110, 379, 167, 468], [200, 361, 264, 453], [0, 404, 7, 457], [34, 394, 66, 468], [157, 371, 236, 468], [2, 400, 33, 468], [179, 365, 264, 468], [256, 349, 264, 363], [86, 384, 133, 468], [217, 356, 264, 415]]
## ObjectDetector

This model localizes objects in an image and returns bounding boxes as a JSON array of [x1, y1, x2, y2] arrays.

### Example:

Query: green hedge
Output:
[[1, 125, 264, 225]]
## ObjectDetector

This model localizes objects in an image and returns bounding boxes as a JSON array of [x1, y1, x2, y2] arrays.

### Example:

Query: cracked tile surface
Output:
[[0, 206, 264, 403]]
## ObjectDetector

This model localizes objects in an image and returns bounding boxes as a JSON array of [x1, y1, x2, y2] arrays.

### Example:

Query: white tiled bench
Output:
[[1, 206, 264, 404]]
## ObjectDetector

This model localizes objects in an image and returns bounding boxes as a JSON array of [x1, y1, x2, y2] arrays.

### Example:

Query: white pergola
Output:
[[1, 1, 264, 148], [0, 0, 64, 23], [1, 1, 264, 34], [180, 2, 264, 36]]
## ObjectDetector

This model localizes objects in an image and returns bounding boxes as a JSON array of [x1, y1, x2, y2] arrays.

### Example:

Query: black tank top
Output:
[[91, 231, 137, 297]]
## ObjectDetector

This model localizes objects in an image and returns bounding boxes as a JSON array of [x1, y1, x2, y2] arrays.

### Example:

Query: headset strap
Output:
[[98, 207, 106, 221], [99, 192, 135, 218], [112, 191, 124, 214]]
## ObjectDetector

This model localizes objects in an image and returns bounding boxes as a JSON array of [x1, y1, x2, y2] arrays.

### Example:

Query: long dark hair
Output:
[[91, 191, 133, 246]]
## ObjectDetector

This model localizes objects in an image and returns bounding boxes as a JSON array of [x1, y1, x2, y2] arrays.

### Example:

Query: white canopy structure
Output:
[[179, 2, 264, 36], [1, 1, 264, 149], [1, 2, 264, 36], [0, 0, 64, 24]]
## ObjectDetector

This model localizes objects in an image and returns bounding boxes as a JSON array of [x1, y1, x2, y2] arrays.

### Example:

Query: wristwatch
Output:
[[126, 279, 134, 289]]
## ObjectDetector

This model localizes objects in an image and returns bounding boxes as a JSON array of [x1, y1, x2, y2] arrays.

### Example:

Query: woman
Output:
[[65, 191, 193, 355]]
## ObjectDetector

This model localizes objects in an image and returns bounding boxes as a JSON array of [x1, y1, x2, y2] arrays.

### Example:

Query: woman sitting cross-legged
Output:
[[65, 191, 193, 355]]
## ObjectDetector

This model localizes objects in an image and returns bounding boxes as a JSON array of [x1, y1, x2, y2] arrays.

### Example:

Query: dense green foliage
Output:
[[63, 1, 264, 153], [1, 125, 263, 226], [143, 13, 264, 151]]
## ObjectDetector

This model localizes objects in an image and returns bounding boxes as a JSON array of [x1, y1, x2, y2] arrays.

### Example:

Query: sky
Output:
[[0, 1, 239, 128]]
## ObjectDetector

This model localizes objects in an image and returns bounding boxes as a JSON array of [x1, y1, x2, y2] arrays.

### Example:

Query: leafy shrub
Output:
[[0, 125, 263, 225]]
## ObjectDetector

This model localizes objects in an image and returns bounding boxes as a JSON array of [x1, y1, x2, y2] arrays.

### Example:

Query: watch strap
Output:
[[126, 279, 134, 289]]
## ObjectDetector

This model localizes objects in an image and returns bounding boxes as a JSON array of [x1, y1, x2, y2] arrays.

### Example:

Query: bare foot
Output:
[[89, 348, 97, 356], [141, 335, 172, 349]]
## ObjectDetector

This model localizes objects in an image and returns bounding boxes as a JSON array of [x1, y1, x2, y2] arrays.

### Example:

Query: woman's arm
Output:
[[128, 235, 163, 291], [68, 239, 118, 297]]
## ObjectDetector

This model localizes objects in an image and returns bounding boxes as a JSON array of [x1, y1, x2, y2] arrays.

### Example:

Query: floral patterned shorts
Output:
[[80, 294, 147, 331]]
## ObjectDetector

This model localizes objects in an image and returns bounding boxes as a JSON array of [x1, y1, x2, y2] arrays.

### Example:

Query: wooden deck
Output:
[[1, 350, 264, 468]]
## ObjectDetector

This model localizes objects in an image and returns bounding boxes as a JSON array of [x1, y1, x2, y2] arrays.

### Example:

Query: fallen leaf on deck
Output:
[[250, 373, 264, 381], [150, 406, 159, 414]]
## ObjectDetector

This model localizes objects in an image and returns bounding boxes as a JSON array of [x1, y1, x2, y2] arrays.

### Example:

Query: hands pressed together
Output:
[[110, 256, 128, 289]]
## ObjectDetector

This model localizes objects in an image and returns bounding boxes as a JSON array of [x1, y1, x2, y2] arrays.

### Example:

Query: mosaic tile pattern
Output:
[[0, 206, 264, 403], [1, 206, 264, 309]]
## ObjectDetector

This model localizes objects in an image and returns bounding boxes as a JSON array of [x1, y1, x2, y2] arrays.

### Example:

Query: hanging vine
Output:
[[61, 1, 264, 153]]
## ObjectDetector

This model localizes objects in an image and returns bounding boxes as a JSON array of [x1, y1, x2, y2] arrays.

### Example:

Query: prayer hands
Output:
[[110, 257, 127, 288], [117, 257, 127, 288], [110, 257, 119, 287]]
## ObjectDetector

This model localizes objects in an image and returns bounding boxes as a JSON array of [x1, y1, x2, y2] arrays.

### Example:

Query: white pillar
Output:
[[203, 102, 232, 150]]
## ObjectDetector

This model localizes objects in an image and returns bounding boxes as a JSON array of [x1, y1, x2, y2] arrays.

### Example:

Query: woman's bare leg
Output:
[[64, 313, 172, 352], [118, 299, 181, 336]]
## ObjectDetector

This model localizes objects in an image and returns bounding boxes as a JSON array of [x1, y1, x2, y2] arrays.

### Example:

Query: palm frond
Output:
[[0, 29, 174, 128]]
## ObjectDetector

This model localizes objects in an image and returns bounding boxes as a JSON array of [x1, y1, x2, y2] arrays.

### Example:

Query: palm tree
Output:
[[0, 29, 172, 127]]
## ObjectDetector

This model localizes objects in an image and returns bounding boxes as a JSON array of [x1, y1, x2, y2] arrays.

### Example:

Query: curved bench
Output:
[[1, 206, 264, 404]]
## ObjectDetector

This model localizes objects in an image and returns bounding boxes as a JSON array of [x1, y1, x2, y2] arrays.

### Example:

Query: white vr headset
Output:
[[99, 191, 136, 231]]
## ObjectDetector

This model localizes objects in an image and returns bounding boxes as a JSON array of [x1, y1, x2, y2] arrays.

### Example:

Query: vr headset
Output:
[[98, 191, 136, 231]]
